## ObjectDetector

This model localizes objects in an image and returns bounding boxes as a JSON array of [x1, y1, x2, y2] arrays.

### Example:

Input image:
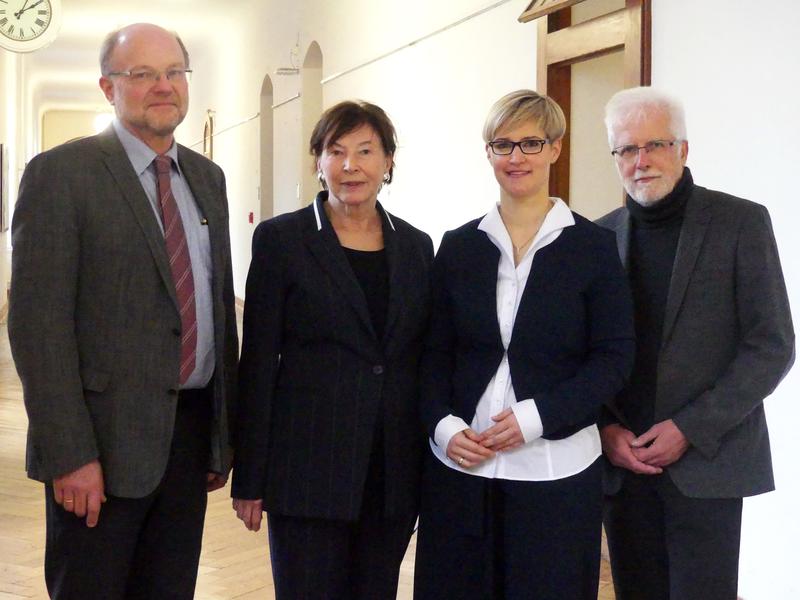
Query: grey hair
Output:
[[604, 87, 687, 148], [99, 26, 190, 76]]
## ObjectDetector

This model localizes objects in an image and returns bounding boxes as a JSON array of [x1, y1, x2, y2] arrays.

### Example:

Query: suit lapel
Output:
[[467, 227, 504, 347], [178, 147, 224, 297], [98, 129, 178, 311], [661, 191, 712, 344], [378, 204, 410, 348], [304, 195, 375, 337], [614, 209, 631, 270]]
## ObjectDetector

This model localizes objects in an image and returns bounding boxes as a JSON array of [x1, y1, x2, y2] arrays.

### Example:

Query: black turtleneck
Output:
[[620, 167, 693, 434]]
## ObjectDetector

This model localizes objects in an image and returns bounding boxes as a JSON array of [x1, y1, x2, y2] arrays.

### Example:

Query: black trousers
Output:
[[603, 473, 743, 600], [414, 455, 603, 600], [44, 389, 212, 600], [267, 442, 416, 600]]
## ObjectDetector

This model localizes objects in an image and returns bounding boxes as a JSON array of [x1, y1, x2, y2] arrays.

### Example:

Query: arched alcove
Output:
[[300, 41, 323, 205], [259, 74, 274, 221]]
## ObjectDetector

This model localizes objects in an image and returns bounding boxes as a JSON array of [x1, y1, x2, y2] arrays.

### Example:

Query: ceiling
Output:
[[21, 0, 244, 109]]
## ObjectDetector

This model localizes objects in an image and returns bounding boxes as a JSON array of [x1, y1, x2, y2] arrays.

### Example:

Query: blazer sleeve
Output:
[[231, 219, 286, 499], [672, 203, 795, 458], [8, 151, 99, 479], [535, 231, 636, 438], [419, 231, 460, 440], [218, 172, 240, 471]]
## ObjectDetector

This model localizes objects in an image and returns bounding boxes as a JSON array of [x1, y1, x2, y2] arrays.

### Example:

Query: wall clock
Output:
[[0, 0, 62, 53]]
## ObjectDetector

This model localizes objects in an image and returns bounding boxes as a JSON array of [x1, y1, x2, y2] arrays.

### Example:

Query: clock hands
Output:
[[14, 0, 44, 19], [14, 1, 31, 19]]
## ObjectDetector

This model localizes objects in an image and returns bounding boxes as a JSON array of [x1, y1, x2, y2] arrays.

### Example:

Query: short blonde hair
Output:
[[482, 90, 566, 143]]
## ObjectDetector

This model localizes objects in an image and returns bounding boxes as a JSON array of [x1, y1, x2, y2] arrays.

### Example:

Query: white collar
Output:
[[312, 194, 395, 233], [478, 197, 574, 260]]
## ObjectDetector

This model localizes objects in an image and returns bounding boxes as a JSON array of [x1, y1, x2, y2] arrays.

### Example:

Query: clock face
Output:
[[0, 0, 53, 42], [0, 0, 59, 52]]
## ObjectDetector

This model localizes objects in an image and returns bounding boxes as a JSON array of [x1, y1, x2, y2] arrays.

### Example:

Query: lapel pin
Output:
[[200, 218, 209, 225]]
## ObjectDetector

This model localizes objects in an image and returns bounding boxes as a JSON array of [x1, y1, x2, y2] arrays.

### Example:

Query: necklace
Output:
[[513, 232, 537, 257]]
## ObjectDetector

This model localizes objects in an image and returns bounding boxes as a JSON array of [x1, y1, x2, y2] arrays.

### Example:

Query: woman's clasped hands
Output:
[[446, 408, 525, 468]]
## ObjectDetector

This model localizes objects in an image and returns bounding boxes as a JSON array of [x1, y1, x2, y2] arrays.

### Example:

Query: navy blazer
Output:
[[420, 212, 635, 443], [232, 192, 433, 520]]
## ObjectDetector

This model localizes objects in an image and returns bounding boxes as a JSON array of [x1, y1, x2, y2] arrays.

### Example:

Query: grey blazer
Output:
[[8, 127, 239, 498], [597, 185, 794, 498]]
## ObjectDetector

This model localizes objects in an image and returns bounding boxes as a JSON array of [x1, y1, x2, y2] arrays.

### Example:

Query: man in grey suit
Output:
[[597, 87, 794, 600], [8, 23, 238, 599]]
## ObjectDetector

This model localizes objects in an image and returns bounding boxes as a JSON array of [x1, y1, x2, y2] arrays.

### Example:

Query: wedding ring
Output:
[[458, 456, 465, 466]]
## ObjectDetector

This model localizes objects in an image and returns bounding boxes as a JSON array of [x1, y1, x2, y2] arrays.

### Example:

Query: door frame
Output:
[[520, 0, 651, 201]]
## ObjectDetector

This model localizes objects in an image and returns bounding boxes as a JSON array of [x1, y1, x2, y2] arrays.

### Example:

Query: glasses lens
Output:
[[646, 140, 672, 153], [130, 70, 157, 83], [167, 69, 190, 81], [520, 140, 545, 154], [491, 142, 514, 155], [614, 145, 637, 161]]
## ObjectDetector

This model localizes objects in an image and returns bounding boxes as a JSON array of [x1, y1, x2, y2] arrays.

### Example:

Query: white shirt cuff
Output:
[[511, 399, 543, 442], [434, 414, 471, 450]]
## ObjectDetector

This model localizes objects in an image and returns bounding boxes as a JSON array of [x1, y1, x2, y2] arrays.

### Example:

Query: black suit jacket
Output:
[[420, 212, 635, 443], [598, 185, 794, 497], [232, 192, 433, 520], [9, 127, 239, 497]]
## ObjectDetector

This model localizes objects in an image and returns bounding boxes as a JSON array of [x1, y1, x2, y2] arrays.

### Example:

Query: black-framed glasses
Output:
[[611, 139, 681, 162], [107, 68, 193, 85], [488, 138, 550, 155]]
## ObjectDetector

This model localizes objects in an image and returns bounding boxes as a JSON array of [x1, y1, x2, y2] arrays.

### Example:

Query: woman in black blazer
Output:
[[414, 90, 635, 599], [232, 101, 433, 599]]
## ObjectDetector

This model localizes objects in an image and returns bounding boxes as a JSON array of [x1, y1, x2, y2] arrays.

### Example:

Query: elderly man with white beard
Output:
[[596, 86, 794, 600]]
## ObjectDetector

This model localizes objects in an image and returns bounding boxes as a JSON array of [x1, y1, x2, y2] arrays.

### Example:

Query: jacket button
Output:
[[168, 389, 178, 395], [373, 365, 384, 375], [172, 328, 181, 336]]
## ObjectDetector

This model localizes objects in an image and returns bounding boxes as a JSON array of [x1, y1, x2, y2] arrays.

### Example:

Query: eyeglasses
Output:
[[107, 68, 193, 85], [488, 138, 550, 155], [611, 139, 681, 162]]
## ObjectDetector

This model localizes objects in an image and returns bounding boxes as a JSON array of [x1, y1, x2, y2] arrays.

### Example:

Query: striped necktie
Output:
[[154, 155, 197, 385]]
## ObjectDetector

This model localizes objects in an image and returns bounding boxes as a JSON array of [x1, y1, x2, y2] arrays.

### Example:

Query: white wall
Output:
[[316, 0, 538, 247], [176, 0, 303, 294], [180, 0, 538, 296], [652, 1, 800, 597], [0, 52, 17, 298]]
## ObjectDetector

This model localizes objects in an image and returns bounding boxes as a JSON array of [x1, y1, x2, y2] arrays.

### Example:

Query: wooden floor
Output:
[[0, 323, 615, 599]]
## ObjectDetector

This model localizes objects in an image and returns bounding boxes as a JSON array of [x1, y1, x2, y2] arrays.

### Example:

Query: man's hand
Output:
[[600, 424, 662, 475], [631, 419, 689, 468], [206, 472, 228, 492], [446, 428, 495, 468], [480, 408, 525, 452], [233, 498, 264, 532], [53, 460, 107, 527]]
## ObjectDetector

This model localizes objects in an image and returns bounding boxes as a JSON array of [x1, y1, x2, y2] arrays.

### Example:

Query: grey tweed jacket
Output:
[[8, 126, 239, 498], [597, 184, 794, 498]]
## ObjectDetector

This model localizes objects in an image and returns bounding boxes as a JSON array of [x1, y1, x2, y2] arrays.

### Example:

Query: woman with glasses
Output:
[[231, 101, 433, 599], [413, 89, 635, 599]]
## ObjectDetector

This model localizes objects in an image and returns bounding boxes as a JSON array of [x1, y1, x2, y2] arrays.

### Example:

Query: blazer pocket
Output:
[[80, 368, 111, 392]]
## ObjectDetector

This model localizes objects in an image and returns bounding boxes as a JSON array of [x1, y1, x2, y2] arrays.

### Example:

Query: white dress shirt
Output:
[[430, 199, 601, 481]]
